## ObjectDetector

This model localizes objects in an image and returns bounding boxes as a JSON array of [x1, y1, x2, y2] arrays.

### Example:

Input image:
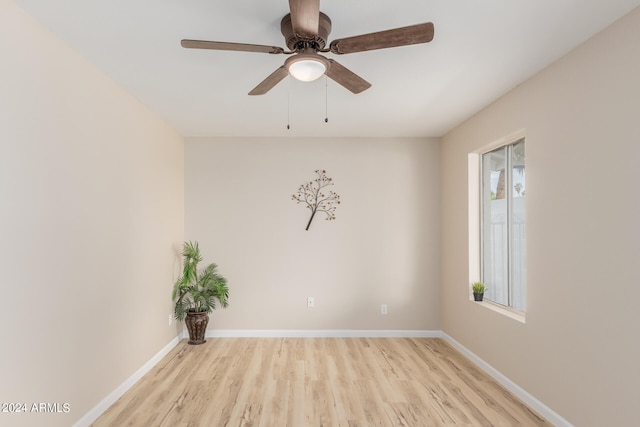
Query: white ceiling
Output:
[[13, 0, 640, 138]]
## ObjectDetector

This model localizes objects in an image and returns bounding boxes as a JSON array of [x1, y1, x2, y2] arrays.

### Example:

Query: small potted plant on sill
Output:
[[472, 282, 485, 302], [172, 241, 229, 345]]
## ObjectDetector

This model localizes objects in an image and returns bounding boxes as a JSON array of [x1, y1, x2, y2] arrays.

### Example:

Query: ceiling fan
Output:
[[181, 0, 434, 95]]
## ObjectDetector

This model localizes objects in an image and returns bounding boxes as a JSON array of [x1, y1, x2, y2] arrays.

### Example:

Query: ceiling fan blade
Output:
[[248, 66, 289, 95], [329, 22, 434, 54], [288, 0, 320, 38], [326, 59, 371, 94], [181, 39, 284, 54]]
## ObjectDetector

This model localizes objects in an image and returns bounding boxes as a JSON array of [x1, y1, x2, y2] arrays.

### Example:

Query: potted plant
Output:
[[172, 241, 229, 345], [472, 282, 485, 302]]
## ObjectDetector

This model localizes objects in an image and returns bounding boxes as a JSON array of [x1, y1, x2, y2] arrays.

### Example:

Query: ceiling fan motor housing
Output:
[[281, 12, 332, 51]]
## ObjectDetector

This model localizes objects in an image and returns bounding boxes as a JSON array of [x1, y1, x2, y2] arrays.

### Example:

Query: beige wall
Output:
[[0, 1, 184, 426], [185, 137, 441, 331], [441, 7, 640, 427]]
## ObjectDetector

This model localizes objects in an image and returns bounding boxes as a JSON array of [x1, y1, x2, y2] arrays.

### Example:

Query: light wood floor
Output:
[[92, 337, 549, 426]]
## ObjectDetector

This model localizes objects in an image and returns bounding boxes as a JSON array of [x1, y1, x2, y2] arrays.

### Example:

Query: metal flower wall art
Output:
[[292, 170, 341, 230]]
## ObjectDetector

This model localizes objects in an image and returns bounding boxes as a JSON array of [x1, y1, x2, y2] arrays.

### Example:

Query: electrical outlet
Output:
[[381, 304, 388, 315], [307, 297, 315, 308], [169, 314, 174, 325]]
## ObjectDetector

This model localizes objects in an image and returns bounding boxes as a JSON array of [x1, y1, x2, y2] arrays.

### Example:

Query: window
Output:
[[481, 138, 526, 311]]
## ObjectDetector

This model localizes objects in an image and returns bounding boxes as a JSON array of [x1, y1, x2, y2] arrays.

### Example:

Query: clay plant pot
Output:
[[473, 293, 484, 302], [185, 311, 209, 345]]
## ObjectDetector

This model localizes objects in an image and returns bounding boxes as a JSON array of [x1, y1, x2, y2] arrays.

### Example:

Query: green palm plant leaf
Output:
[[172, 241, 230, 321]]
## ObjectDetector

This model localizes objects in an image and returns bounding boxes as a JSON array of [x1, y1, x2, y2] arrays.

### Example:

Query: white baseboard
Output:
[[72, 336, 180, 427], [201, 329, 444, 338], [441, 333, 573, 427]]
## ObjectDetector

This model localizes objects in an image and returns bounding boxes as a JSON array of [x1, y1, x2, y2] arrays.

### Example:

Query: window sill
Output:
[[472, 298, 526, 323]]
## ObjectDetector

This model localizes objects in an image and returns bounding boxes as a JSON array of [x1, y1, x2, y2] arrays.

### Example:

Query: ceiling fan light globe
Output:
[[288, 59, 326, 82]]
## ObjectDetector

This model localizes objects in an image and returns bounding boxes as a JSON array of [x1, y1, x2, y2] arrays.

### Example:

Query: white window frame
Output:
[[468, 130, 526, 322]]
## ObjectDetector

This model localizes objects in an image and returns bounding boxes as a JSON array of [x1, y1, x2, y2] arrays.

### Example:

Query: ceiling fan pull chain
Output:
[[324, 75, 329, 123], [287, 77, 291, 130]]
